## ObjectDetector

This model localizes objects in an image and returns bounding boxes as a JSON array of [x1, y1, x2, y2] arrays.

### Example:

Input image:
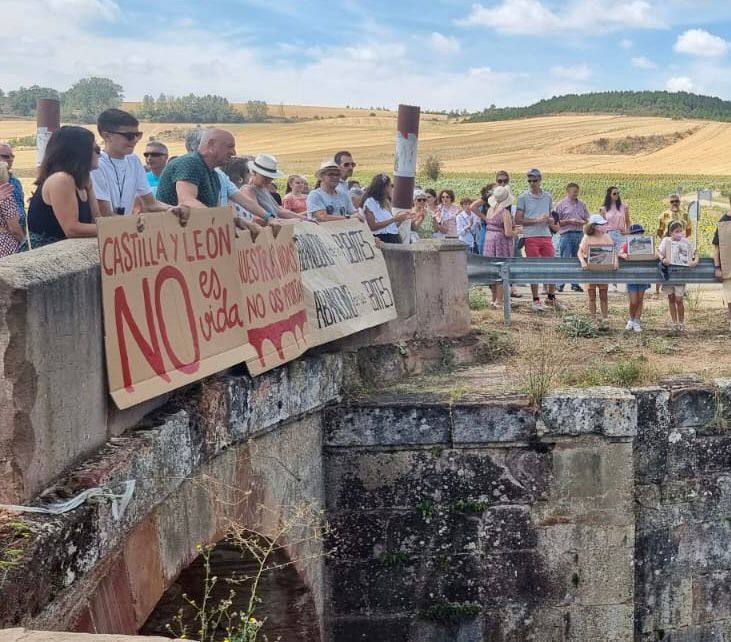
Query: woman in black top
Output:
[[25, 126, 101, 249]]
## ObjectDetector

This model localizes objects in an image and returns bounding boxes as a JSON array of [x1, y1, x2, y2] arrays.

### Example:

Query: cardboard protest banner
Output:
[[293, 219, 398, 346], [587, 245, 615, 271], [718, 221, 731, 279], [236, 224, 308, 375], [625, 235, 655, 261], [98, 207, 256, 409]]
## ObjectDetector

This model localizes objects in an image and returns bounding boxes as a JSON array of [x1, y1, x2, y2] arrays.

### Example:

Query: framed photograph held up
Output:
[[587, 245, 615, 271]]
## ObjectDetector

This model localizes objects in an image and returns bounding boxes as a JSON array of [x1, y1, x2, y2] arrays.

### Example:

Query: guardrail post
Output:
[[501, 262, 511, 326]]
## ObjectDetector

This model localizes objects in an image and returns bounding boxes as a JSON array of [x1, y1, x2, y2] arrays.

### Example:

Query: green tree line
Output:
[[0, 78, 269, 124], [467, 91, 731, 123]]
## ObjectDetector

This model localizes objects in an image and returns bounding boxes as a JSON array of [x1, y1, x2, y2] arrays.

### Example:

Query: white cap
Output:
[[588, 213, 607, 225]]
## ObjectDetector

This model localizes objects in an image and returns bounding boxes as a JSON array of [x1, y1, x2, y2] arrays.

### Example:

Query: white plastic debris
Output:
[[0, 480, 135, 521]]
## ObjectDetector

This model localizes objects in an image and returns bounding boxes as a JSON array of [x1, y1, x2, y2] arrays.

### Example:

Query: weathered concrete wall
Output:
[[323, 388, 638, 641], [0, 238, 470, 505], [0, 240, 168, 505], [633, 377, 731, 641]]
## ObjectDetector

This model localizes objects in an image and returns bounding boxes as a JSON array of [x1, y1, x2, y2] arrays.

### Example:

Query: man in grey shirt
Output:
[[516, 168, 560, 312], [308, 159, 355, 221]]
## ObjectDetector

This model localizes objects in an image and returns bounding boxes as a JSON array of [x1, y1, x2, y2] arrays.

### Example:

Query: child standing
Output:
[[618, 223, 651, 333], [657, 220, 698, 333], [457, 197, 479, 251], [712, 205, 731, 330], [577, 214, 617, 329]]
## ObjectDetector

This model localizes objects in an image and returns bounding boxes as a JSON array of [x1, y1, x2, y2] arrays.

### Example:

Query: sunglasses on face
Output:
[[342, 162, 357, 168], [527, 179, 539, 183], [0, 153, 15, 160], [612, 192, 619, 196], [109, 131, 143, 141], [496, 178, 508, 184], [144, 151, 167, 158], [670, 200, 680, 204], [415, 198, 427, 202], [441, 195, 451, 200]]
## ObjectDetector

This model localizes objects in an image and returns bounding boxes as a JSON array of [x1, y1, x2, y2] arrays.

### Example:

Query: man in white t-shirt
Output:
[[92, 109, 174, 216]]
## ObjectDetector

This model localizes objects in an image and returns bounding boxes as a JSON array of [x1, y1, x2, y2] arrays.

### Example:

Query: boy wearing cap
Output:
[[618, 224, 652, 333], [516, 169, 560, 311]]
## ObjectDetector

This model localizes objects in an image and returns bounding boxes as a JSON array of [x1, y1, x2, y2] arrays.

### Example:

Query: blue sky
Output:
[[5, 0, 731, 111]]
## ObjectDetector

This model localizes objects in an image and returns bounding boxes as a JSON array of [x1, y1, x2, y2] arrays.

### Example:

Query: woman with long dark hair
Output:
[[362, 173, 410, 244], [24, 126, 101, 248], [600, 185, 631, 250]]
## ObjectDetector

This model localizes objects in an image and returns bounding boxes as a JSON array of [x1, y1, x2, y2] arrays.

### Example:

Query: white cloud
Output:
[[551, 63, 592, 81], [620, 38, 634, 50], [429, 32, 461, 55], [631, 56, 658, 69], [666, 76, 694, 91], [674, 28, 728, 57], [177, 17, 195, 28], [457, 0, 664, 35], [47, 0, 120, 21]]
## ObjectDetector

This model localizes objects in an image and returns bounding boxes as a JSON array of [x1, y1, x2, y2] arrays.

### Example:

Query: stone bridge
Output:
[[1, 240, 730, 641]]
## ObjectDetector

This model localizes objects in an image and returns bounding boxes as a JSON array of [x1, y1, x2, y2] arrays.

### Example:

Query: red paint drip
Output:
[[247, 309, 307, 367]]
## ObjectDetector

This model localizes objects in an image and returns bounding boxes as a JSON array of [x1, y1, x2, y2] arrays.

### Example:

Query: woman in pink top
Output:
[[599, 186, 631, 250], [282, 174, 307, 214], [435, 189, 459, 236]]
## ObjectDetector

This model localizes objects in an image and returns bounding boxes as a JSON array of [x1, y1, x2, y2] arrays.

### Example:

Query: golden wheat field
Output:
[[3, 112, 731, 177]]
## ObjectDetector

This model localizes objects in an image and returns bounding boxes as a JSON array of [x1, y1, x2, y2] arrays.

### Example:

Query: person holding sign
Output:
[[712, 204, 731, 330], [92, 109, 174, 217], [307, 159, 355, 222], [618, 224, 651, 333], [362, 173, 411, 244], [657, 220, 698, 333], [577, 214, 617, 330]]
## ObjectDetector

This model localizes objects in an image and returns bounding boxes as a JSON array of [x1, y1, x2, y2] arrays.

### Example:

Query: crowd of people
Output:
[[0, 107, 729, 333]]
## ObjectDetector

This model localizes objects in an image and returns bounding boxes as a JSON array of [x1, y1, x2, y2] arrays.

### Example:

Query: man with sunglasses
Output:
[[0, 141, 26, 231], [143, 141, 169, 198], [334, 150, 356, 197], [92, 109, 171, 216], [657, 193, 692, 240], [516, 168, 561, 312]]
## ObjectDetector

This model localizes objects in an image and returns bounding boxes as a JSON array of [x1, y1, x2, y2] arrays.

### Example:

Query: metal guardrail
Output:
[[467, 254, 718, 325]]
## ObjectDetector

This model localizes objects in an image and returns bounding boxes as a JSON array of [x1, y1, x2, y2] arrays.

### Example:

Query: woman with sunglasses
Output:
[[599, 186, 631, 251], [435, 189, 458, 237], [411, 188, 435, 238], [362, 173, 411, 244], [23, 126, 101, 249]]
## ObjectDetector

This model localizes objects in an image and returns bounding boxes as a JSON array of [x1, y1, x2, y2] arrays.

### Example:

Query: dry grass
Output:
[[5, 113, 731, 182], [470, 284, 731, 391]]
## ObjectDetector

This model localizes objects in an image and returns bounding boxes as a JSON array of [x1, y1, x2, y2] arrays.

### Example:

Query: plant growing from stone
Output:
[[517, 328, 572, 406]]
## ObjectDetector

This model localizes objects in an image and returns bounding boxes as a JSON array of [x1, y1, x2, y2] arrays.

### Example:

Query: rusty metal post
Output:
[[36, 98, 61, 166], [392, 104, 420, 211]]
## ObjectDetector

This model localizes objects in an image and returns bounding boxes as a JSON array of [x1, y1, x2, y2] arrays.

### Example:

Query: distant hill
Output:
[[467, 91, 731, 123]]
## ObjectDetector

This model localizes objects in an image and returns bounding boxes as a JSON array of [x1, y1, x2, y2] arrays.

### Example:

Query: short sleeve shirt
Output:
[[156, 152, 221, 207], [555, 196, 589, 233], [364, 197, 398, 235], [306, 187, 354, 218], [517, 190, 553, 237], [92, 152, 152, 214]]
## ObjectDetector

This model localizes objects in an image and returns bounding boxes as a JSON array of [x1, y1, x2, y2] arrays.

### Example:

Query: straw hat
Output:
[[487, 185, 514, 208], [247, 154, 285, 179], [315, 158, 341, 179]]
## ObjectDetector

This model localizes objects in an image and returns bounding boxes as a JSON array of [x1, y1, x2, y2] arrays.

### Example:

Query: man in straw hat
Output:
[[307, 159, 355, 221], [241, 154, 307, 222]]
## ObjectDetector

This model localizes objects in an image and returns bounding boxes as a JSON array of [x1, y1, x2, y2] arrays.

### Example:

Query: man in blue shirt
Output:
[[0, 142, 26, 230], [143, 141, 169, 198]]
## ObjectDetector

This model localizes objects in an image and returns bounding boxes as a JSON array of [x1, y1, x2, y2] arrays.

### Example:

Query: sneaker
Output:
[[598, 319, 609, 331], [532, 300, 547, 312], [633, 320, 643, 333], [678, 323, 686, 333], [625, 320, 635, 332], [571, 284, 584, 293], [510, 290, 523, 299], [668, 323, 678, 333]]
